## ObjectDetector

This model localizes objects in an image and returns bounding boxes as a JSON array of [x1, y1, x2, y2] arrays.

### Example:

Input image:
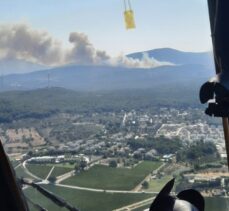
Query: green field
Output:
[[148, 175, 173, 192], [132, 204, 151, 211], [11, 160, 20, 168], [15, 165, 34, 179], [50, 166, 73, 178], [63, 161, 162, 190], [24, 185, 152, 211], [47, 163, 75, 169], [26, 164, 53, 179]]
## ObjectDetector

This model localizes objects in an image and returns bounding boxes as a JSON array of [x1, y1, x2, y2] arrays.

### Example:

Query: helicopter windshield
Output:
[[0, 0, 229, 211]]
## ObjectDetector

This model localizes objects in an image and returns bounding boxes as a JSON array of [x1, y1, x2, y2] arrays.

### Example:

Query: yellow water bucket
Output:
[[123, 0, 136, 29], [124, 10, 136, 29]]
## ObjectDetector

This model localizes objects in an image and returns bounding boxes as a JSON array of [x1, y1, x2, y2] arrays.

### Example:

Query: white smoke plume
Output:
[[109, 53, 172, 69], [67, 32, 110, 65], [0, 23, 171, 69], [0, 23, 65, 66]]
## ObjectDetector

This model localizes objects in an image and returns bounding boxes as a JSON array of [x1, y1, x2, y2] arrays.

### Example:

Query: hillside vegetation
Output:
[[0, 87, 200, 123]]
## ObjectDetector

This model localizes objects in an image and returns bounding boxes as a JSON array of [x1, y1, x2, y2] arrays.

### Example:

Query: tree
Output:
[[109, 160, 117, 168], [27, 150, 33, 157], [176, 140, 218, 163], [142, 181, 149, 189], [48, 176, 56, 183], [75, 163, 80, 172], [75, 158, 88, 172], [79, 160, 87, 171]]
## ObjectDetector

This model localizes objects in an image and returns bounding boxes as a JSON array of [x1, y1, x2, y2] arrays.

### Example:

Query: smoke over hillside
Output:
[[0, 23, 171, 72]]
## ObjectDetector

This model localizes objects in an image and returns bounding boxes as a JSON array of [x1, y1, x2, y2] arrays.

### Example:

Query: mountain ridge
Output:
[[0, 48, 215, 91], [0, 58, 49, 75], [1, 63, 214, 91], [127, 48, 214, 67]]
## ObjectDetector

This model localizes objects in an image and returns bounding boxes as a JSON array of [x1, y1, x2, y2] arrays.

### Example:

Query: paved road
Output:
[[45, 166, 55, 180], [14, 163, 22, 170], [56, 183, 159, 194], [56, 170, 75, 183], [22, 161, 42, 180]]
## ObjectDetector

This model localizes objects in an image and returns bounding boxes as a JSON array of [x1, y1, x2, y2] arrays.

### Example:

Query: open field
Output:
[[62, 161, 162, 190], [46, 163, 75, 169], [24, 185, 152, 211], [26, 164, 53, 179], [11, 160, 20, 168], [132, 204, 150, 211], [15, 165, 33, 179], [50, 166, 73, 178], [148, 175, 173, 192]]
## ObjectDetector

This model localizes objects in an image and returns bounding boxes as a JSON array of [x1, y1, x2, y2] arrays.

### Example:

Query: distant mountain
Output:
[[0, 48, 215, 91], [0, 58, 48, 75], [127, 48, 214, 67], [1, 64, 214, 91]]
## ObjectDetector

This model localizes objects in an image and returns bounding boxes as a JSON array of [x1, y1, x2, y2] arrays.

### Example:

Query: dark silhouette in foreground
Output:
[[150, 179, 205, 211]]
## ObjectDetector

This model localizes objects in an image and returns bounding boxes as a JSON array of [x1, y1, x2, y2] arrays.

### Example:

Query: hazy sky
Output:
[[0, 0, 212, 56]]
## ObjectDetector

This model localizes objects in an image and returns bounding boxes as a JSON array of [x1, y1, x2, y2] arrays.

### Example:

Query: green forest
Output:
[[0, 86, 200, 123]]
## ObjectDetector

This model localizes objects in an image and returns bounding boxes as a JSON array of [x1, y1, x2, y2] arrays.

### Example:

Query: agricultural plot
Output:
[[47, 163, 75, 169], [62, 161, 162, 190], [132, 204, 151, 211], [26, 164, 53, 179], [15, 165, 33, 179], [148, 175, 173, 192], [11, 160, 20, 168], [50, 166, 73, 178], [24, 185, 152, 211]]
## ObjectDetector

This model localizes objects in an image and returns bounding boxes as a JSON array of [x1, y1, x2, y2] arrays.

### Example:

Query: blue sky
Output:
[[0, 0, 212, 56]]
